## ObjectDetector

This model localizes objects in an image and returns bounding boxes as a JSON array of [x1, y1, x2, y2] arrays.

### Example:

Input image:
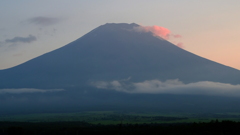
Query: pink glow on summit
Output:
[[133, 25, 183, 48]]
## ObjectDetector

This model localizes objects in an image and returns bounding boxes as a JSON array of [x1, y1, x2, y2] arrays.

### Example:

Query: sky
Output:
[[0, 0, 240, 70]]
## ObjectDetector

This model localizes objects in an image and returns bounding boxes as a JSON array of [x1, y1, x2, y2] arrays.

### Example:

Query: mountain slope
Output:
[[0, 23, 239, 89]]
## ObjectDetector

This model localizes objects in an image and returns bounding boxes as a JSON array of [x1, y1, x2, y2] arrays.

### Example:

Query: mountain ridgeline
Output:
[[0, 23, 240, 115]]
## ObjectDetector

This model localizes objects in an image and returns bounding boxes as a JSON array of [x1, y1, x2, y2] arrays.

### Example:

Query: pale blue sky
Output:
[[1, 0, 240, 69]]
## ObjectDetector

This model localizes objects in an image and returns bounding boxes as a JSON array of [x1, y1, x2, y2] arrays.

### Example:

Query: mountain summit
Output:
[[0, 23, 239, 89]]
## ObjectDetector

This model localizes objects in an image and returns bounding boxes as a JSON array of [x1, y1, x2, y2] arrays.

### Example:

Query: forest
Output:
[[1, 120, 240, 135]]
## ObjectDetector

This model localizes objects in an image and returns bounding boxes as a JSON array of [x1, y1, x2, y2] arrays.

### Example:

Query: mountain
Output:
[[0, 23, 240, 114], [0, 23, 239, 89]]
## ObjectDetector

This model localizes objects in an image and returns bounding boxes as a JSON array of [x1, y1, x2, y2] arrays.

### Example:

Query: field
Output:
[[1, 111, 240, 124], [1, 111, 240, 134]]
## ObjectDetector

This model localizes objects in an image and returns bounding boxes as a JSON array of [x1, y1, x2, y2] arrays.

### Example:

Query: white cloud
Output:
[[92, 79, 240, 97], [0, 88, 64, 94]]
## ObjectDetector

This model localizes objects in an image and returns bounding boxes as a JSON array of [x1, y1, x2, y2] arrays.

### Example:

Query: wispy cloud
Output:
[[5, 35, 36, 43], [28, 16, 61, 26], [173, 34, 182, 38], [133, 25, 184, 48], [92, 79, 240, 97], [0, 88, 64, 94], [176, 42, 184, 48], [133, 25, 171, 40]]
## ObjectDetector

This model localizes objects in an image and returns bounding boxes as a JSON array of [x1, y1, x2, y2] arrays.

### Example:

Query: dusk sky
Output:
[[1, 0, 240, 70]]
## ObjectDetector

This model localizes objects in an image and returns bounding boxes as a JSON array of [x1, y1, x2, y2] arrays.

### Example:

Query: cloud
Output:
[[5, 35, 36, 43], [133, 25, 184, 48], [133, 25, 171, 40], [176, 42, 184, 48], [92, 79, 240, 97], [0, 88, 64, 94], [173, 34, 182, 38], [28, 16, 61, 26]]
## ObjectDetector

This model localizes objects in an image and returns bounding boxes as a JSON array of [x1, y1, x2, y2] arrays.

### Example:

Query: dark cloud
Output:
[[0, 88, 64, 94], [92, 79, 240, 97], [5, 35, 36, 43], [28, 16, 61, 26]]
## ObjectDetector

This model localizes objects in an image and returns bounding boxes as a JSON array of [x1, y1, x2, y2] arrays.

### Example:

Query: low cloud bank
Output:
[[0, 88, 64, 94], [92, 79, 240, 97]]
